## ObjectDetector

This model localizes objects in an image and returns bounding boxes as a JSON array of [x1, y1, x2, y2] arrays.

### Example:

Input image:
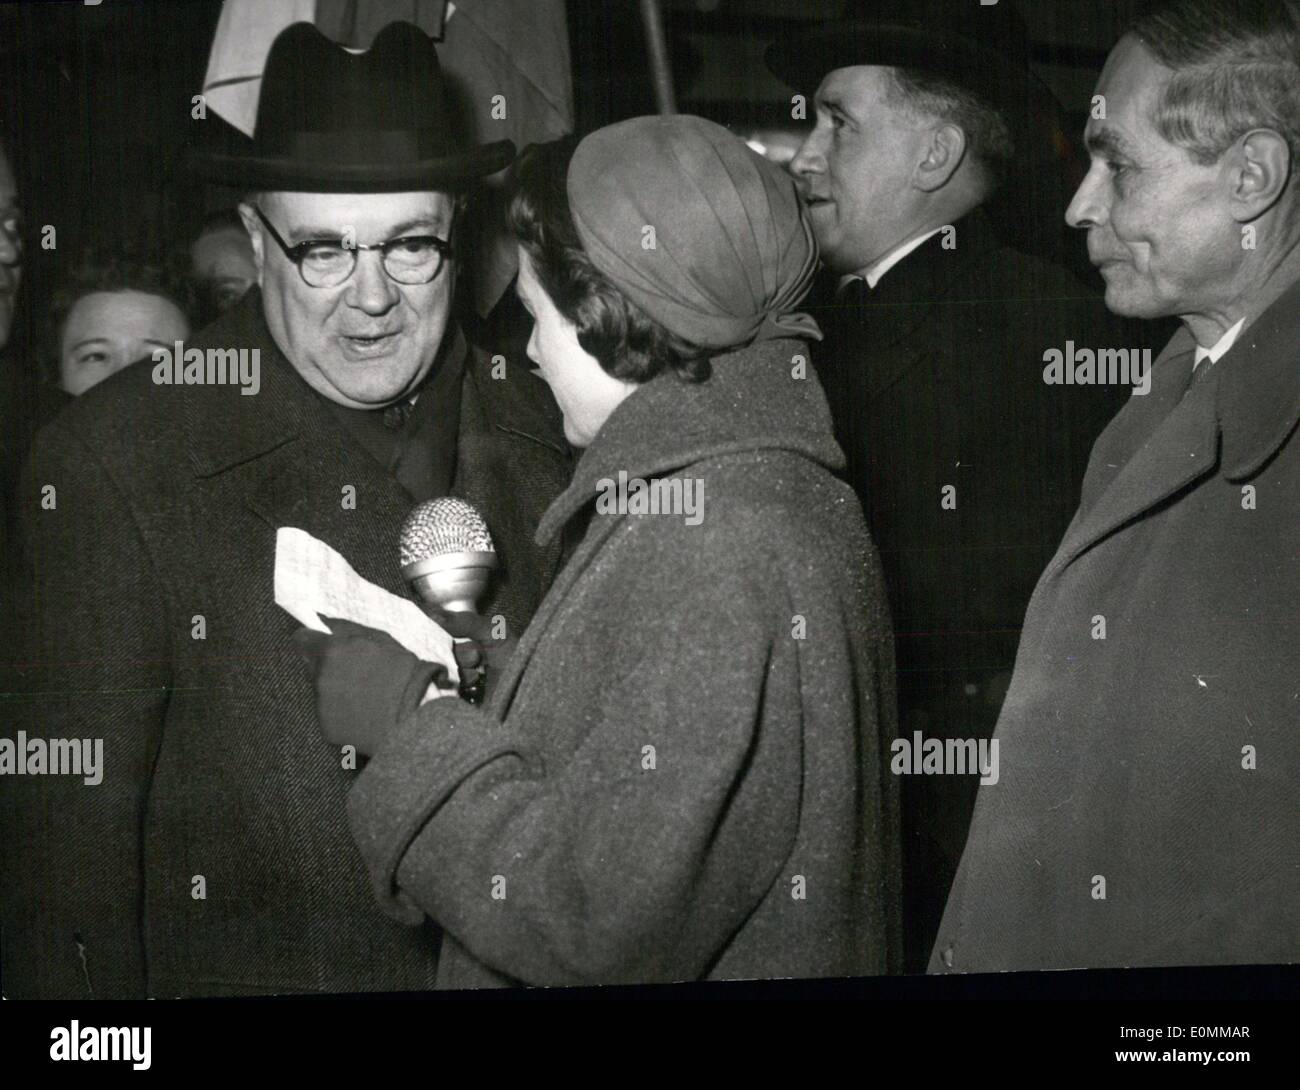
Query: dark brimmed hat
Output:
[[189, 21, 514, 192], [765, 0, 1054, 121]]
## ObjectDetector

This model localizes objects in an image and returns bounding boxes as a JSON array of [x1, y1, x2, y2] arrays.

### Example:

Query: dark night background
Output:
[[0, 0, 1157, 421]]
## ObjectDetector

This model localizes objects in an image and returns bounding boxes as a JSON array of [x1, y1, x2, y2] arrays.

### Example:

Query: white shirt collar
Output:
[[1193, 317, 1245, 370], [837, 226, 947, 293]]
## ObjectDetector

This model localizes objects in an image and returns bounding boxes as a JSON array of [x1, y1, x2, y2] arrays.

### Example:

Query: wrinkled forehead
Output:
[[261, 189, 455, 236], [1088, 35, 1175, 145]]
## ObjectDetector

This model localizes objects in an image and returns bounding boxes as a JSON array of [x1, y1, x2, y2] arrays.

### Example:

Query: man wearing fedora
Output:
[[767, 0, 1138, 971], [1, 22, 570, 997]]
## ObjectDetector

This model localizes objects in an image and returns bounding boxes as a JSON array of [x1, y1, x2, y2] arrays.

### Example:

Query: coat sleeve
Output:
[[0, 420, 171, 998], [347, 554, 803, 986]]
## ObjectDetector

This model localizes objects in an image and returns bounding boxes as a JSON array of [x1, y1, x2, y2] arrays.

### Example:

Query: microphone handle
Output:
[[459, 668, 487, 706], [412, 594, 488, 705]]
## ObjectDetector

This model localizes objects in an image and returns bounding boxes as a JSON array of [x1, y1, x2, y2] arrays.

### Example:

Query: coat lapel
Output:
[[184, 291, 426, 596], [820, 210, 1006, 401], [1044, 336, 1213, 578], [244, 441, 415, 596], [1048, 276, 1300, 579], [485, 507, 624, 717]]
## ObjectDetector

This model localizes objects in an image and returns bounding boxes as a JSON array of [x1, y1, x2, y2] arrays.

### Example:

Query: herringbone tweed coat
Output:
[[1, 289, 572, 997], [348, 338, 904, 987]]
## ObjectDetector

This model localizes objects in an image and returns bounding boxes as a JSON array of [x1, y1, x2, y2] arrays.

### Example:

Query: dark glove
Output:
[[420, 608, 519, 700], [294, 617, 449, 758]]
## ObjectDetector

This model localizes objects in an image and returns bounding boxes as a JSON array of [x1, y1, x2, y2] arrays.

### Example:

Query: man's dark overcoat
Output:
[[931, 278, 1300, 972], [1, 289, 572, 997], [811, 209, 1138, 966]]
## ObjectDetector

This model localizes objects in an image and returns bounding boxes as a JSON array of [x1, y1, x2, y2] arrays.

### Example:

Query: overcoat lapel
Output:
[[1049, 278, 1300, 578], [821, 210, 1007, 402], [1044, 335, 1213, 579], [183, 292, 436, 597], [485, 506, 624, 718]]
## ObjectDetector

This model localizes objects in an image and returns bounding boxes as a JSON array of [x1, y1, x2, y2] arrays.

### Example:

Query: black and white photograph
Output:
[[0, 0, 1295, 1070]]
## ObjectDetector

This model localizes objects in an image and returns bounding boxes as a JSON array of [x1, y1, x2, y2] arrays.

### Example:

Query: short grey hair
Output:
[[1131, 0, 1300, 170], [884, 67, 1015, 184]]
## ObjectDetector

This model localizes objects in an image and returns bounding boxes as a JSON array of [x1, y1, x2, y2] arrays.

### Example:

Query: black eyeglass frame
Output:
[[252, 205, 454, 288]]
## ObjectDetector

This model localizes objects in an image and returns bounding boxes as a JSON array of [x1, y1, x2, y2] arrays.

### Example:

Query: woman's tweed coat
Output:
[[348, 337, 903, 987]]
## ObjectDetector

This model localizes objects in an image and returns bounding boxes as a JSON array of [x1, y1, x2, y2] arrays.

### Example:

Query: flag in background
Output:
[[201, 0, 573, 315]]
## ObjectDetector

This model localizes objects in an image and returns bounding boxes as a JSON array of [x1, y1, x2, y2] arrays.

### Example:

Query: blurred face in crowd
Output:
[[60, 290, 189, 396], [515, 247, 636, 448], [191, 224, 257, 317], [789, 65, 938, 275], [243, 190, 455, 409], [1066, 36, 1249, 324], [0, 140, 22, 351]]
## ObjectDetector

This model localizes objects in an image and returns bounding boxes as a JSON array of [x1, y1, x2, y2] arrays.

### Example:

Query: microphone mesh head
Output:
[[399, 497, 495, 568]]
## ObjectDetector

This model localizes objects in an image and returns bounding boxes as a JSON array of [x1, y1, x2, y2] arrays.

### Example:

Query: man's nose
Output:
[[1066, 166, 1108, 230], [789, 130, 826, 179], [345, 251, 399, 313]]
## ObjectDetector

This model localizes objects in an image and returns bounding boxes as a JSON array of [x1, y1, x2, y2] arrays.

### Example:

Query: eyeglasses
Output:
[[253, 206, 452, 288]]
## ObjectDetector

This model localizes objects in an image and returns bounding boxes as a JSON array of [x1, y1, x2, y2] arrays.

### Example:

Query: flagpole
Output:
[[638, 0, 677, 115]]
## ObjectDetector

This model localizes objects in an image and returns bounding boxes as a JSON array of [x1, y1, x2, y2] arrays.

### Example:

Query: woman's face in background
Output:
[[60, 289, 190, 396], [515, 247, 636, 448]]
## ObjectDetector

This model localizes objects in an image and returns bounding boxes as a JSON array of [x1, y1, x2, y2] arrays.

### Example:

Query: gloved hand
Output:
[[294, 617, 450, 758], [421, 608, 519, 700]]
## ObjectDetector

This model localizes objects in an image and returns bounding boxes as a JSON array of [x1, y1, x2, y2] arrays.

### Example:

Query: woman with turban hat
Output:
[[304, 115, 901, 987]]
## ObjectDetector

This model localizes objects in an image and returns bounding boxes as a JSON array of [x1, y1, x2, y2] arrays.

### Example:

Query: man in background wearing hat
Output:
[[1, 22, 570, 998], [768, 0, 1137, 971]]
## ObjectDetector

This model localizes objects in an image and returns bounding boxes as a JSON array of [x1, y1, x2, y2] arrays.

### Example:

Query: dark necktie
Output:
[[1188, 354, 1220, 389]]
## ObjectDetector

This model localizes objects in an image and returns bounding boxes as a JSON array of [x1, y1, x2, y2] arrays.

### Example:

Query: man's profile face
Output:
[[0, 141, 23, 351], [245, 190, 455, 408], [1066, 35, 1240, 320], [789, 66, 935, 275]]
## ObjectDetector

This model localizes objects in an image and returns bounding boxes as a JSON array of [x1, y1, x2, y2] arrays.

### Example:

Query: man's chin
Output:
[[1103, 291, 1163, 321], [1100, 273, 1163, 320], [320, 369, 423, 409]]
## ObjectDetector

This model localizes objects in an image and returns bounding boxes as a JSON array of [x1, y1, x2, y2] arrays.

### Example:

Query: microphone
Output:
[[399, 497, 498, 613], [399, 498, 498, 703]]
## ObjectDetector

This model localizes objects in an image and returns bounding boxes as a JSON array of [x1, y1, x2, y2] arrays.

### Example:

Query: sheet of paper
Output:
[[274, 526, 459, 685]]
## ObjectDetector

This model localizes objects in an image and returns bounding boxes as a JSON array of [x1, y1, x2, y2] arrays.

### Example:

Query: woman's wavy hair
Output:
[[506, 137, 711, 384]]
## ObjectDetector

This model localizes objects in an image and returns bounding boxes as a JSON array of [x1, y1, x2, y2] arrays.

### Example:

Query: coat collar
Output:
[[1046, 274, 1300, 577], [1215, 274, 1300, 480], [184, 289, 315, 478], [180, 290, 567, 595], [812, 208, 1010, 399], [862, 206, 1005, 312], [184, 288, 565, 480], [535, 336, 838, 546]]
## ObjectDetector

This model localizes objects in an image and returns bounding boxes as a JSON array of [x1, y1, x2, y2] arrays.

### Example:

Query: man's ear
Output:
[[915, 122, 967, 193], [1227, 129, 1291, 222], [237, 200, 266, 282]]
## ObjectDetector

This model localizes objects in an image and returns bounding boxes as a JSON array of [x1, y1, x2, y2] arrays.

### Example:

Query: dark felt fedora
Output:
[[765, 0, 1054, 120], [189, 21, 514, 192]]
